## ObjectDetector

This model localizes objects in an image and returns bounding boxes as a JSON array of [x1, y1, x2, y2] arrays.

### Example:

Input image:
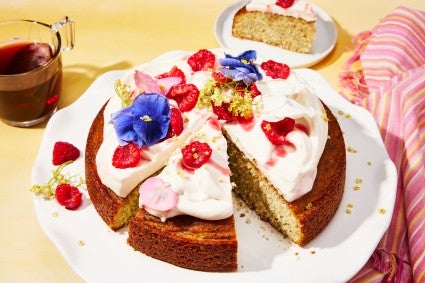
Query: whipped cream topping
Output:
[[246, 0, 316, 22], [223, 73, 328, 201], [141, 117, 233, 221], [95, 49, 328, 221]]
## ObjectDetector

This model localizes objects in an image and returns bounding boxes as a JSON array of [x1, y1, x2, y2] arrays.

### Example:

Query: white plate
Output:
[[32, 67, 396, 283], [215, 0, 338, 68]]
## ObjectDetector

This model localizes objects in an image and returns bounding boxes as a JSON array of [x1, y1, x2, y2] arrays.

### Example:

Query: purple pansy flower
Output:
[[111, 93, 171, 147], [219, 50, 262, 85]]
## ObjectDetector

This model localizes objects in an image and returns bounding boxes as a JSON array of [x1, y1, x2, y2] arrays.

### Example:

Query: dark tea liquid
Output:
[[0, 40, 61, 123]]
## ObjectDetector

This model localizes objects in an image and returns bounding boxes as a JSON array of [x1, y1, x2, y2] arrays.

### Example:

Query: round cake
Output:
[[85, 49, 346, 271]]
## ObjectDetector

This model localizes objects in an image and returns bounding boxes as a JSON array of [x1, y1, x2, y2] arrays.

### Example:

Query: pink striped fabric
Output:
[[339, 6, 425, 283]]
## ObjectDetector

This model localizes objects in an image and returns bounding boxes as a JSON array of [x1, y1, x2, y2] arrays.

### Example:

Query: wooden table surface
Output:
[[1, 0, 424, 282]]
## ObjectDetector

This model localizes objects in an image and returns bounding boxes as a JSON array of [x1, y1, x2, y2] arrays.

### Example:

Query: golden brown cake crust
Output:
[[128, 210, 237, 271], [85, 103, 140, 231]]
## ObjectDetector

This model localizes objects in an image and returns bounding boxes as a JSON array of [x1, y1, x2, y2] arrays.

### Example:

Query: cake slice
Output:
[[128, 115, 237, 271], [232, 0, 317, 53]]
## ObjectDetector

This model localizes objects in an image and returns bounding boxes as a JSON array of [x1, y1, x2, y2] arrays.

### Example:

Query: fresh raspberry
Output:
[[260, 60, 291, 79], [167, 83, 199, 112], [156, 66, 186, 84], [181, 141, 212, 170], [211, 102, 237, 123], [166, 107, 184, 138], [112, 142, 141, 169], [276, 0, 295, 9], [249, 83, 261, 98], [261, 117, 295, 145], [52, 141, 81, 166], [212, 71, 232, 85], [55, 183, 82, 210], [187, 49, 216, 71]]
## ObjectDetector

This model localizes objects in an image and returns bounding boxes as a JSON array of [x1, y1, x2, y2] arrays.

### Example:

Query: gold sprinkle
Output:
[[355, 178, 363, 184], [159, 84, 167, 90], [264, 123, 271, 131], [77, 240, 85, 247], [52, 211, 60, 217], [184, 116, 189, 123], [193, 152, 199, 159], [353, 185, 361, 191], [368, 161, 372, 166], [305, 202, 313, 210], [345, 113, 352, 119], [346, 209, 352, 214], [378, 208, 386, 214], [211, 136, 217, 143], [338, 110, 345, 115], [218, 177, 224, 183], [347, 203, 354, 208], [321, 110, 329, 122], [347, 146, 358, 153]]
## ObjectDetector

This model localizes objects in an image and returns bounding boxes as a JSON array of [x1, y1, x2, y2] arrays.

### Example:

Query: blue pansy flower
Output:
[[219, 50, 262, 85], [111, 93, 171, 147]]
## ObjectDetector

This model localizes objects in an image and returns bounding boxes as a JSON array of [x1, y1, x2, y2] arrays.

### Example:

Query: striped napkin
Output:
[[339, 6, 425, 282]]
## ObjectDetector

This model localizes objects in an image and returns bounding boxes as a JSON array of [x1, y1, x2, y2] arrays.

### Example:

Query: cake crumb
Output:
[[353, 185, 361, 191], [347, 146, 358, 153], [321, 110, 329, 122], [239, 213, 245, 218], [245, 218, 252, 224], [305, 202, 313, 210], [310, 250, 316, 254]]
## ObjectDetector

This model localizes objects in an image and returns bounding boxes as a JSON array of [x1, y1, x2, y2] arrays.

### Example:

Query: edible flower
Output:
[[111, 93, 171, 147], [139, 177, 179, 212], [219, 50, 262, 85]]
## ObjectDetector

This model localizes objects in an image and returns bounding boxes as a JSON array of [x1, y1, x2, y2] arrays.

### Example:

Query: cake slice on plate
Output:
[[232, 0, 317, 53]]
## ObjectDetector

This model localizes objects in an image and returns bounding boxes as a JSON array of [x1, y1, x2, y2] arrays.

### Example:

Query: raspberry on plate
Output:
[[52, 141, 81, 166], [55, 183, 82, 210]]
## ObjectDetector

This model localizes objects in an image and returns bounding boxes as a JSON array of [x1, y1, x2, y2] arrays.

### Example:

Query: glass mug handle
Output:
[[51, 16, 75, 51]]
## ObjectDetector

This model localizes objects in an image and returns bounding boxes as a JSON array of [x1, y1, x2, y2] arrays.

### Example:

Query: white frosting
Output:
[[142, 117, 233, 221], [223, 73, 328, 201], [95, 49, 328, 221], [246, 0, 316, 22]]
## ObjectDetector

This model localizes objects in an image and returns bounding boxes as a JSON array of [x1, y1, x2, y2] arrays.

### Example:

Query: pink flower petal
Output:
[[134, 70, 165, 95], [139, 177, 179, 211], [157, 77, 182, 93]]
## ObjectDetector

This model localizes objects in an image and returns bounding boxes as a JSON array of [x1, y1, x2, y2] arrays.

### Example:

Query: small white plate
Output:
[[32, 57, 396, 283], [215, 0, 338, 68]]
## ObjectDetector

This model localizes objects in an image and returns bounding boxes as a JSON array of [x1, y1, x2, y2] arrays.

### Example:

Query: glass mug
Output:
[[0, 17, 74, 127]]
